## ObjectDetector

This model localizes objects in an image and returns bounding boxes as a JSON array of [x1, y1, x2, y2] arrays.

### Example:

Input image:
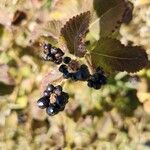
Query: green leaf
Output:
[[90, 38, 148, 73], [99, 1, 126, 37], [61, 11, 90, 57], [90, 0, 129, 39], [93, 0, 123, 17]]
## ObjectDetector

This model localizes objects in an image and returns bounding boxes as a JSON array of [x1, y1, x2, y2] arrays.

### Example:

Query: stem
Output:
[[85, 53, 95, 74]]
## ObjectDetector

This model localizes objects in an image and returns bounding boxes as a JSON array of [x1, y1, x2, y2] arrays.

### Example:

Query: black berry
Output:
[[46, 104, 59, 116], [63, 56, 71, 64], [87, 67, 107, 90], [37, 96, 49, 109], [43, 90, 50, 97], [59, 64, 68, 73], [54, 85, 62, 95], [56, 95, 66, 108], [46, 84, 55, 92], [50, 47, 58, 54], [43, 43, 52, 51]]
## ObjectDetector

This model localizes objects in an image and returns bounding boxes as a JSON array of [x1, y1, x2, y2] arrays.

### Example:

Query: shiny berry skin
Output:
[[46, 84, 54, 92], [55, 53, 63, 59], [43, 43, 52, 50], [54, 58, 62, 64], [57, 48, 64, 56], [43, 90, 50, 96], [80, 64, 88, 70], [87, 68, 107, 90], [37, 96, 49, 109], [87, 80, 93, 88], [44, 53, 55, 61], [59, 64, 68, 73], [54, 85, 62, 95], [46, 104, 59, 116], [63, 71, 71, 79], [63, 56, 71, 64], [50, 47, 58, 54], [73, 65, 90, 81], [56, 95, 66, 108]]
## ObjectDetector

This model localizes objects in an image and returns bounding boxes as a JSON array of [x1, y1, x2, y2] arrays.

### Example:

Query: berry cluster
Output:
[[59, 63, 90, 81], [38, 43, 107, 116], [43, 43, 64, 64], [37, 84, 69, 116], [87, 67, 107, 89], [58, 56, 106, 89]]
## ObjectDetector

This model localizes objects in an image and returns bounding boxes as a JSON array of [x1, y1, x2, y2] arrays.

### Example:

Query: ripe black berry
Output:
[[87, 67, 107, 90], [46, 104, 59, 116], [55, 52, 64, 59], [50, 47, 58, 54], [54, 85, 62, 95], [43, 90, 50, 96], [63, 71, 71, 79], [42, 43, 65, 65], [63, 56, 71, 64], [70, 73, 77, 81], [43, 43, 52, 51], [54, 58, 62, 64], [73, 64, 90, 81], [46, 84, 54, 92], [57, 48, 64, 56], [56, 95, 66, 108], [59, 64, 68, 73], [44, 53, 55, 61], [37, 96, 49, 109]]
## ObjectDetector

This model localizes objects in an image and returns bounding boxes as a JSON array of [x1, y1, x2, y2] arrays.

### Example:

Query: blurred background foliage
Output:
[[0, 0, 150, 150]]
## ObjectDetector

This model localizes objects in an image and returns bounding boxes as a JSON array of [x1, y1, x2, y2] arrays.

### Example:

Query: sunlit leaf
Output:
[[90, 0, 129, 39], [90, 38, 148, 73], [93, 0, 123, 17], [99, 1, 127, 37], [61, 11, 90, 57]]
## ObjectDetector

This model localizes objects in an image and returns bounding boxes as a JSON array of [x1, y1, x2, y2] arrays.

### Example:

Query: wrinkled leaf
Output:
[[90, 38, 148, 73], [61, 11, 90, 57]]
